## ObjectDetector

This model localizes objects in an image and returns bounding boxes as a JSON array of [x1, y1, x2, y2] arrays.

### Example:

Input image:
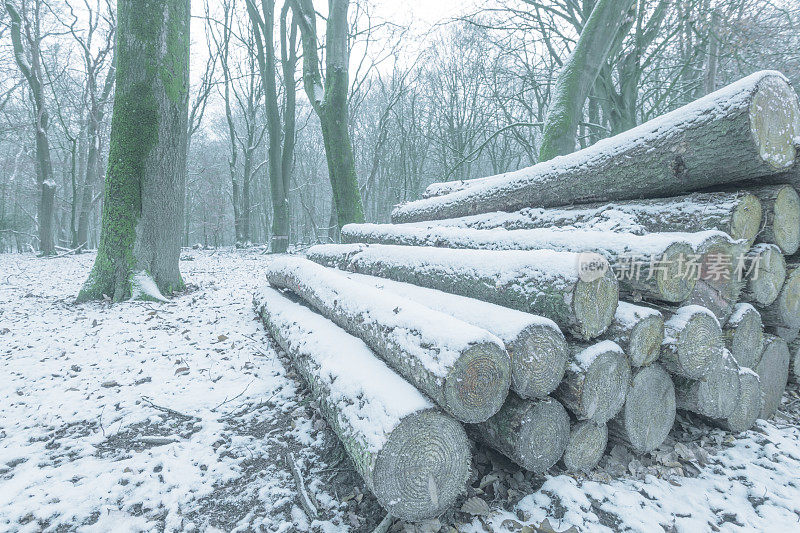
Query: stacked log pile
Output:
[[253, 70, 800, 522]]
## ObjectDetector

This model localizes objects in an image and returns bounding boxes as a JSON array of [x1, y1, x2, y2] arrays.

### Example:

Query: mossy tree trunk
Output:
[[78, 0, 190, 302], [538, 0, 635, 161], [292, 0, 365, 230]]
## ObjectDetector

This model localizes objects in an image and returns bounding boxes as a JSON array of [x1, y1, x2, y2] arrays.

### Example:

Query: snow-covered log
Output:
[[674, 350, 741, 419], [344, 272, 568, 399], [253, 287, 471, 521], [561, 420, 608, 473], [392, 71, 800, 224], [682, 233, 747, 322], [723, 303, 764, 369], [470, 394, 569, 474], [555, 341, 631, 423], [739, 244, 786, 307], [756, 334, 791, 419], [759, 264, 800, 331], [601, 302, 664, 367], [748, 184, 800, 255], [414, 191, 764, 248], [708, 368, 762, 433], [608, 363, 676, 453], [341, 224, 701, 303], [306, 243, 619, 340], [264, 257, 511, 423], [660, 305, 725, 379]]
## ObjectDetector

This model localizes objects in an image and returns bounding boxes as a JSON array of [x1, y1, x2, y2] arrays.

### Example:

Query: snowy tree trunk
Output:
[[254, 287, 471, 521], [470, 394, 570, 474], [341, 224, 698, 302], [600, 302, 664, 367], [305, 243, 619, 340], [707, 368, 762, 433], [264, 256, 511, 423], [393, 71, 800, 224], [674, 350, 741, 419], [723, 304, 764, 369], [555, 341, 631, 423], [748, 184, 800, 255], [344, 272, 568, 399], [756, 333, 791, 419], [608, 363, 676, 453], [561, 420, 608, 473], [78, 0, 189, 301], [660, 305, 725, 379], [758, 264, 800, 331]]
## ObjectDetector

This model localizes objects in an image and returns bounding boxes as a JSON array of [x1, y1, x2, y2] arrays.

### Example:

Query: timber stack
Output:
[[253, 70, 800, 522]]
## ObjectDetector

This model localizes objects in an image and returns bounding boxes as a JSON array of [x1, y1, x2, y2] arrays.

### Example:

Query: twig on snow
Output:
[[287, 451, 319, 521]]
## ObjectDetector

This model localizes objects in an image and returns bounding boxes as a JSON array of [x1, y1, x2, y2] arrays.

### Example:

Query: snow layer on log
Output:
[[306, 243, 619, 340], [343, 271, 568, 399], [265, 256, 511, 423], [602, 302, 664, 367], [562, 420, 608, 473], [470, 394, 570, 474], [253, 287, 471, 520], [724, 303, 764, 369], [756, 334, 791, 419], [393, 71, 800, 224], [661, 305, 725, 379]]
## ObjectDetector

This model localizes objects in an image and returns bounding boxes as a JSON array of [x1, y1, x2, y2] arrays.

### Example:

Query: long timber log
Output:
[[756, 334, 791, 419], [306, 243, 619, 340], [470, 394, 570, 474], [562, 420, 608, 473], [608, 363, 676, 453], [393, 71, 800, 224], [341, 224, 699, 302], [345, 272, 568, 399], [723, 303, 765, 369], [601, 302, 664, 367], [265, 257, 511, 423], [253, 287, 471, 521], [660, 305, 725, 379], [554, 341, 631, 423]]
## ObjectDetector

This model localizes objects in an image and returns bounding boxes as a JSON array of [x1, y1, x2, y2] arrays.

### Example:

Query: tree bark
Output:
[[674, 350, 740, 419], [756, 334, 791, 419], [561, 420, 608, 473], [78, 0, 189, 301], [608, 363, 676, 453], [601, 302, 664, 368], [660, 305, 724, 379], [343, 271, 568, 399], [393, 72, 800, 224], [417, 191, 764, 250], [254, 286, 471, 521], [538, 0, 636, 161], [555, 341, 631, 423], [470, 394, 569, 474], [723, 303, 764, 369], [341, 224, 695, 303], [306, 243, 619, 340], [265, 256, 511, 423]]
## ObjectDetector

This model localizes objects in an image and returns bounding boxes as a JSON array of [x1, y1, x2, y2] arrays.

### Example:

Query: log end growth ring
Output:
[[629, 314, 666, 367], [772, 185, 800, 255], [749, 75, 800, 170], [675, 311, 724, 379], [728, 309, 764, 369], [510, 324, 569, 399], [444, 343, 511, 423], [730, 193, 763, 247], [573, 267, 619, 340], [620, 364, 676, 453], [562, 420, 608, 473], [658, 242, 698, 302], [581, 347, 631, 423], [373, 409, 471, 521], [515, 398, 570, 473], [749, 245, 786, 307], [725, 370, 762, 433]]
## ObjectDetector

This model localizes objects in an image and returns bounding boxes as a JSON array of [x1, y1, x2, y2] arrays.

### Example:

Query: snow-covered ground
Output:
[[1, 250, 799, 532]]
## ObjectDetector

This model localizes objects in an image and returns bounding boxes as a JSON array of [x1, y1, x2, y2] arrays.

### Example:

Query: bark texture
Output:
[[660, 305, 724, 379], [393, 71, 800, 224], [562, 420, 608, 473], [470, 395, 570, 474], [254, 287, 471, 521], [345, 272, 568, 399], [601, 302, 664, 367], [265, 256, 511, 423], [609, 363, 676, 453], [756, 333, 791, 419], [723, 303, 764, 369], [78, 0, 189, 301], [306, 243, 619, 340]]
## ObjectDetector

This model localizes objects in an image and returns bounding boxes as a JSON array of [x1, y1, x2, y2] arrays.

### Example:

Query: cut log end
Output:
[[756, 334, 791, 419], [657, 242, 698, 302], [694, 354, 741, 419], [722, 370, 762, 433], [664, 309, 724, 379], [510, 323, 569, 399], [724, 306, 764, 369], [444, 343, 511, 423], [763, 266, 800, 330], [749, 75, 800, 171], [514, 398, 571, 473], [562, 421, 608, 473], [615, 364, 676, 453], [578, 347, 631, 423], [771, 186, 800, 255], [373, 409, 471, 521], [731, 193, 764, 246], [573, 269, 619, 340], [746, 244, 786, 307], [629, 314, 666, 367]]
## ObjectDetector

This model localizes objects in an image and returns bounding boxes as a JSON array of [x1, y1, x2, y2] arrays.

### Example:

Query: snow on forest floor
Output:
[[1, 249, 799, 533]]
